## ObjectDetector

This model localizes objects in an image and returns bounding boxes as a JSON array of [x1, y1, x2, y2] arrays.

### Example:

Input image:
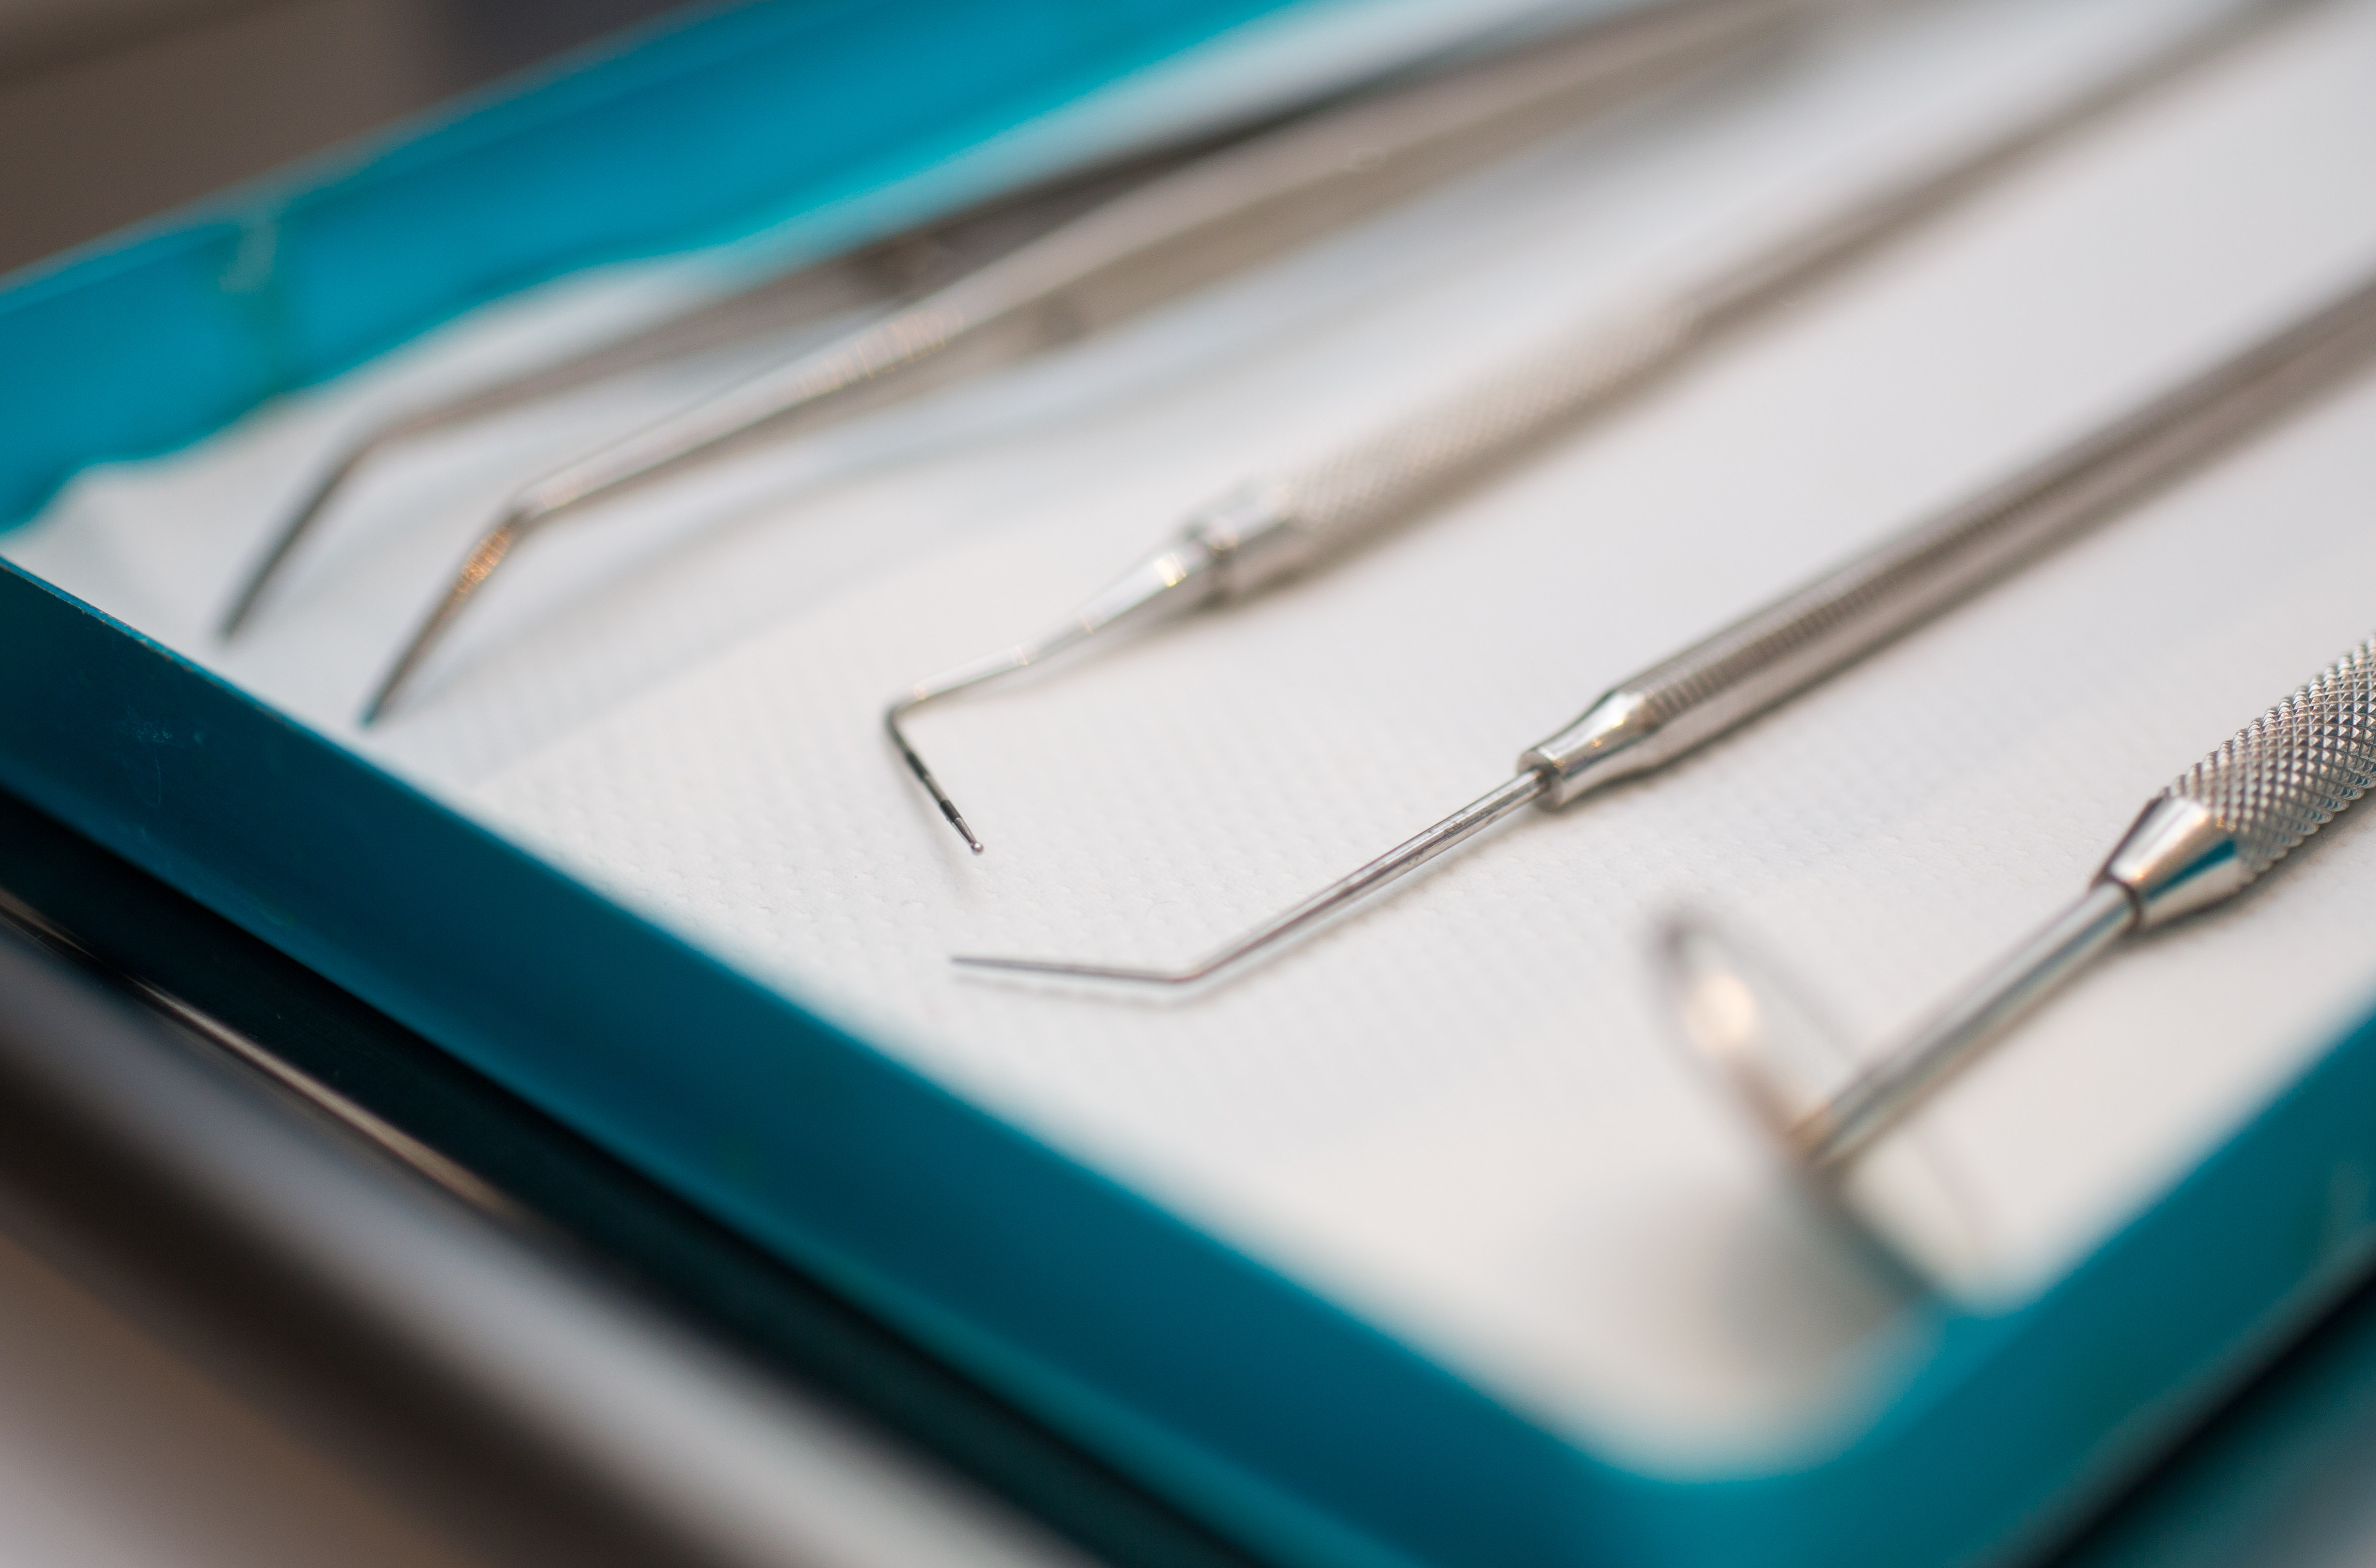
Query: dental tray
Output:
[[6, 0, 2376, 1564]]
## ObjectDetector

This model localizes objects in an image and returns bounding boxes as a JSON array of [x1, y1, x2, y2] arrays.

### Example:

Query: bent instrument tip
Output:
[[882, 537, 1221, 854], [221, 442, 383, 638], [886, 694, 988, 854], [358, 518, 524, 726]]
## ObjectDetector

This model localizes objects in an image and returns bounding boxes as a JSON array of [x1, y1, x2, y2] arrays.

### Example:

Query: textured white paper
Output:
[[13, 0, 2376, 1474]]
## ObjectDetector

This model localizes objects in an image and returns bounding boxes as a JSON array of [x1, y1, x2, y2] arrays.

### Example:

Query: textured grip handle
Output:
[[2168, 634, 2376, 881], [1521, 273, 2376, 807], [1272, 295, 1699, 560]]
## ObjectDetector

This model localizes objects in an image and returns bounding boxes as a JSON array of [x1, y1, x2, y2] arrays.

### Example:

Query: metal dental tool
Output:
[[226, 2, 1690, 640], [954, 265, 2376, 990], [357, 0, 1818, 724], [218, 151, 1207, 637], [889, 0, 2303, 853], [1663, 630, 2376, 1184]]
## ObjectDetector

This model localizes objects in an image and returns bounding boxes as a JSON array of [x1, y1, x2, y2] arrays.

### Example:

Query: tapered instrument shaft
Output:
[[958, 267, 2376, 989]]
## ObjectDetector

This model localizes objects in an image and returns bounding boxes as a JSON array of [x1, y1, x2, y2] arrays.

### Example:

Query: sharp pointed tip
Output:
[[946, 953, 1196, 987], [218, 568, 280, 640], [925, 779, 984, 853], [889, 704, 988, 853], [950, 953, 1038, 974]]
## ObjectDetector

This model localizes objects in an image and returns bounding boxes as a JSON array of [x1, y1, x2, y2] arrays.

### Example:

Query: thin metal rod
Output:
[[886, 0, 2306, 846], [221, 435, 390, 635], [954, 770, 1547, 983], [215, 89, 1325, 637], [885, 708, 985, 855], [1665, 633, 2376, 1224], [886, 539, 1219, 851], [959, 260, 2376, 991], [1794, 880, 2137, 1170], [222, 257, 909, 640], [1684, 0, 2312, 332], [358, 521, 521, 725], [356, 0, 1809, 723]]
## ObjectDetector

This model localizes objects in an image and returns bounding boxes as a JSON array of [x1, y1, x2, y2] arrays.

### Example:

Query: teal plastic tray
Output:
[[6, 4, 2376, 1563]]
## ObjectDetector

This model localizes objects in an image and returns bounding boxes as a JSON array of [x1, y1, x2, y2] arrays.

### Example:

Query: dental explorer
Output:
[[1664, 629, 2376, 1180], [357, 0, 1816, 723], [889, 0, 2304, 853], [954, 265, 2376, 990], [222, 0, 1715, 638], [219, 146, 1212, 636]]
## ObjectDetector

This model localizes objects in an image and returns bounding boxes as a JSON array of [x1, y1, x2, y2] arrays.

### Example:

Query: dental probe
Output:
[[220, 146, 1203, 636], [954, 266, 2376, 989], [889, 0, 2303, 852], [359, 0, 1814, 723], [228, 0, 1713, 638], [1666, 630, 2376, 1179]]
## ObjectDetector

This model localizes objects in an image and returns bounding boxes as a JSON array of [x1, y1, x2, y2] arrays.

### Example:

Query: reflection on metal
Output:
[[0, 883, 522, 1222], [889, 0, 2304, 851], [349, 0, 1819, 720], [1665, 632, 2376, 1176], [959, 263, 2376, 989]]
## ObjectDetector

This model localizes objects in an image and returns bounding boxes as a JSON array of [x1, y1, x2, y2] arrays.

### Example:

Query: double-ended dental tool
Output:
[[354, 0, 1818, 722], [1663, 630, 2375, 1190], [887, 0, 2302, 853], [954, 263, 2376, 990]]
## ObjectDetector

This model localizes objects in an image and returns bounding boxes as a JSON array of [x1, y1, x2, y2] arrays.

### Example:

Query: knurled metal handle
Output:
[[1273, 294, 1700, 562], [2105, 631, 2376, 926], [1520, 272, 2376, 807], [1811, 631, 2376, 1166], [2171, 634, 2376, 880]]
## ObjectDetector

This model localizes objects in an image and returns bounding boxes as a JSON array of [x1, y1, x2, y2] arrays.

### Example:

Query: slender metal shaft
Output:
[[218, 156, 1182, 637], [886, 537, 1221, 852], [955, 772, 1546, 984], [889, 0, 2307, 849], [1712, 631, 2376, 1173], [955, 268, 2376, 989], [355, 0, 1813, 721], [1795, 882, 2136, 1168]]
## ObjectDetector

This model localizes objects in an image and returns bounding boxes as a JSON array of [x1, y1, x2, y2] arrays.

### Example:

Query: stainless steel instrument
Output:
[[887, 0, 2302, 852], [217, 149, 1204, 637], [353, 0, 1816, 722], [955, 265, 2376, 991], [1664, 631, 2376, 1173]]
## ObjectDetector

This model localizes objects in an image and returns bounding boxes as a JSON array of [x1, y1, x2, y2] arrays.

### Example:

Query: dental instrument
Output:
[[218, 148, 1199, 636], [954, 265, 2376, 990], [1663, 629, 2376, 1178], [356, 0, 1816, 723], [888, 0, 2302, 853]]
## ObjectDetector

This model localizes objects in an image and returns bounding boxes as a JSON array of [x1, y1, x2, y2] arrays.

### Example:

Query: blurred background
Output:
[[0, 0, 688, 275]]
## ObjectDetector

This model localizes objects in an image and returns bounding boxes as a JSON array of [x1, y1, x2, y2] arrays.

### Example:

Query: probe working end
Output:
[[886, 693, 987, 854], [882, 537, 1221, 853], [360, 517, 525, 726], [950, 954, 1203, 985], [952, 769, 1549, 988], [221, 439, 387, 638]]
